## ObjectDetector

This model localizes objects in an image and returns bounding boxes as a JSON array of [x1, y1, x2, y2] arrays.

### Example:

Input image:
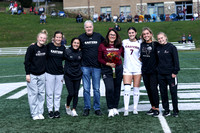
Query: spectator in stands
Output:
[[17, 5, 23, 15], [127, 13, 132, 22], [38, 6, 45, 15], [181, 34, 186, 44], [40, 13, 46, 24], [114, 23, 121, 31], [193, 12, 198, 20], [187, 34, 193, 43], [99, 13, 105, 22], [182, 7, 187, 20], [61, 35, 67, 46], [134, 15, 139, 23], [119, 12, 125, 22], [106, 13, 111, 22], [76, 13, 83, 23], [93, 12, 98, 22], [113, 14, 118, 23], [11, 1, 18, 15]]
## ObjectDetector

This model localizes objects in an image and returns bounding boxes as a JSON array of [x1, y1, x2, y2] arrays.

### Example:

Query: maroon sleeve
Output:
[[98, 43, 107, 65], [121, 46, 124, 58]]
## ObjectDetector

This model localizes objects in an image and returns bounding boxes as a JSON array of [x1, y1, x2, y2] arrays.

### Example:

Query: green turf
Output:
[[0, 12, 200, 48], [0, 51, 200, 132]]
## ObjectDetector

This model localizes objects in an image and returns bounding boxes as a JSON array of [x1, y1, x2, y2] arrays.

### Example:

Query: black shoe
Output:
[[152, 110, 160, 117], [54, 111, 60, 118], [95, 110, 103, 116], [48, 111, 54, 119], [163, 110, 170, 117], [172, 112, 179, 117], [146, 108, 154, 115], [83, 109, 90, 116]]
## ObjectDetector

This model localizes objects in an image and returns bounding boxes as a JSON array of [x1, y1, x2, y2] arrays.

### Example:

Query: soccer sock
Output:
[[124, 84, 131, 110], [133, 87, 140, 110]]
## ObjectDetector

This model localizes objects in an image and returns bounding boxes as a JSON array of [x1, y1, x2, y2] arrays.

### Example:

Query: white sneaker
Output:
[[32, 115, 40, 120], [71, 110, 78, 117], [38, 114, 45, 119], [133, 109, 138, 114], [113, 108, 119, 115], [108, 109, 114, 117], [124, 110, 129, 116], [65, 104, 72, 115]]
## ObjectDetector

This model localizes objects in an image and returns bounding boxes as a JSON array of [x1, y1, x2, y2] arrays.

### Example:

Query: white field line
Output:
[[7, 88, 27, 99], [0, 75, 25, 78], [158, 115, 171, 133], [0, 82, 26, 97]]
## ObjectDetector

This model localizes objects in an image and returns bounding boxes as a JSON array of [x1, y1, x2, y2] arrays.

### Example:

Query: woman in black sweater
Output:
[[64, 38, 82, 117], [156, 32, 180, 117], [24, 29, 48, 120], [140, 27, 160, 117]]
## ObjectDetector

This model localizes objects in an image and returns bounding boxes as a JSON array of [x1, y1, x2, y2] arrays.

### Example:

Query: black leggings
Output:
[[64, 75, 81, 109], [142, 73, 159, 108], [102, 64, 123, 109]]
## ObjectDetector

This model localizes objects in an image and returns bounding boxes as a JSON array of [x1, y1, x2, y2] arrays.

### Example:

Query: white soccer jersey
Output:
[[122, 39, 142, 73]]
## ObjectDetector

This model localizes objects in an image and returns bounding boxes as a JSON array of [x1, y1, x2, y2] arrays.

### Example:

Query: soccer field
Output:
[[0, 50, 200, 133]]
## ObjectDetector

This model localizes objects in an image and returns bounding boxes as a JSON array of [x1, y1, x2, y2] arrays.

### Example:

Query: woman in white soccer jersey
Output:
[[123, 27, 142, 116]]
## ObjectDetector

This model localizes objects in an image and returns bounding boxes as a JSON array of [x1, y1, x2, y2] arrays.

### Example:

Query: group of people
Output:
[[180, 34, 193, 44], [9, 1, 24, 15], [24, 20, 180, 120]]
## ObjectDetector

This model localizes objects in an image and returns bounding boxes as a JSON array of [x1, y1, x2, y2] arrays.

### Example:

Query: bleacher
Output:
[[171, 42, 196, 50]]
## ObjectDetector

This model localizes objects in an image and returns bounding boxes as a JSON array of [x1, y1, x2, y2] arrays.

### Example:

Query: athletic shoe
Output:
[[124, 110, 129, 116], [32, 115, 40, 120], [152, 110, 160, 117], [38, 114, 45, 119], [83, 109, 90, 116], [95, 110, 103, 116], [172, 112, 179, 117], [71, 110, 78, 117], [113, 108, 119, 115], [108, 109, 114, 117], [54, 111, 60, 118], [163, 110, 170, 117], [146, 108, 154, 115], [65, 104, 72, 116], [48, 111, 54, 119], [133, 109, 138, 115]]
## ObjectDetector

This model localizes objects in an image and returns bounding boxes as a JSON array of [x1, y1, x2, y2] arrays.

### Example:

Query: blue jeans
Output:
[[81, 67, 101, 110]]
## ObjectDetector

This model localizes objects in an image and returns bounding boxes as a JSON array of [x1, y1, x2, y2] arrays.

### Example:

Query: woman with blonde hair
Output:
[[140, 27, 160, 117], [24, 29, 48, 120]]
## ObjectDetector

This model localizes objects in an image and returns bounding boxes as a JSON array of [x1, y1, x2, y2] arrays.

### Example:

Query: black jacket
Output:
[[78, 32, 104, 68], [157, 42, 180, 75], [64, 47, 82, 80], [24, 43, 46, 75], [140, 41, 158, 74]]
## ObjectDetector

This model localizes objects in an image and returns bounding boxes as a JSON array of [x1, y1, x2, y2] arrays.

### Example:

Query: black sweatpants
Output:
[[158, 74, 179, 113], [64, 75, 81, 109], [142, 73, 159, 108], [101, 64, 123, 109]]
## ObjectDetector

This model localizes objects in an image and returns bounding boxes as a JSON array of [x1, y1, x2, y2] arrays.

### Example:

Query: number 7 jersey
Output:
[[122, 39, 142, 73]]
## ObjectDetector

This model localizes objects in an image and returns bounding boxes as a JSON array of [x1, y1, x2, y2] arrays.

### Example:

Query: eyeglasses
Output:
[[109, 34, 116, 37]]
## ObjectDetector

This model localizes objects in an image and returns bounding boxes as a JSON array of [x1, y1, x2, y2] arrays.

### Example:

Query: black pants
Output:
[[101, 64, 123, 109], [64, 75, 81, 109], [158, 74, 179, 113], [142, 73, 159, 108]]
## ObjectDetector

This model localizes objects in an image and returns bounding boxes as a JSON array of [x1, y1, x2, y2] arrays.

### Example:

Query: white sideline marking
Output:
[[158, 115, 171, 133], [0, 82, 26, 97], [7, 88, 27, 99], [0, 75, 25, 78]]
